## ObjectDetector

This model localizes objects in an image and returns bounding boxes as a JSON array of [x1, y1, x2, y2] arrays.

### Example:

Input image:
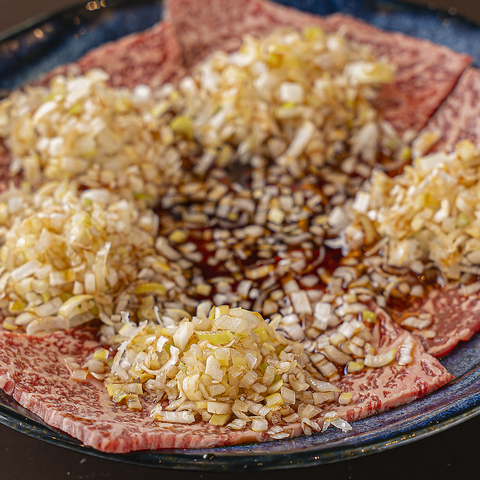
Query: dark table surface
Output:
[[1, 1, 480, 479]]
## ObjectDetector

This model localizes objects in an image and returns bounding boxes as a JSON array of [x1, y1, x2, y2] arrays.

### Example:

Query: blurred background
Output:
[[1, 0, 480, 33]]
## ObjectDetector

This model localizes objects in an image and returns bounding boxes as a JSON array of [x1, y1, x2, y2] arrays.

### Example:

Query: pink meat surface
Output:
[[2, 21, 184, 189], [398, 69, 480, 357], [419, 67, 480, 153], [165, 0, 327, 68], [406, 287, 480, 358], [0, 0, 466, 454], [0, 311, 453, 453], [322, 14, 471, 134], [41, 21, 184, 89]]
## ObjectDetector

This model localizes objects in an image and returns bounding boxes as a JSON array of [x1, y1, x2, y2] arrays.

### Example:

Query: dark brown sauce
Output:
[[152, 145, 445, 317]]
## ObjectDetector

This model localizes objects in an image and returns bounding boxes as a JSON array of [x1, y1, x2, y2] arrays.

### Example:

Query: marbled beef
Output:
[[165, 0, 471, 135], [322, 14, 471, 134], [0, 311, 453, 452], [333, 308, 454, 421], [0, 0, 470, 453], [41, 21, 184, 89], [165, 0, 328, 68], [394, 68, 480, 358]]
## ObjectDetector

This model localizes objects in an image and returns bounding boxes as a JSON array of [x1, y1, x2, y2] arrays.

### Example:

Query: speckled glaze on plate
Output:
[[0, 0, 480, 471]]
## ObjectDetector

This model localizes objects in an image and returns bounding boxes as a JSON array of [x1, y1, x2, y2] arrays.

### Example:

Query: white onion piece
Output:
[[155, 411, 196, 424], [364, 349, 395, 368]]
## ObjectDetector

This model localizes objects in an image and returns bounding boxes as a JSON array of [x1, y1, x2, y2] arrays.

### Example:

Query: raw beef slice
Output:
[[41, 21, 184, 89], [408, 286, 480, 358], [0, 312, 453, 453], [323, 14, 471, 134], [0, 328, 266, 452], [419, 67, 480, 153], [332, 308, 454, 422]]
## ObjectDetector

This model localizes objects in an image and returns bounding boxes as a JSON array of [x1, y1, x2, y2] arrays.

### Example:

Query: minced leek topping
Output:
[[0, 180, 188, 334], [166, 27, 398, 175], [0, 70, 169, 207], [343, 140, 480, 281], [78, 305, 404, 437], [0, 26, 421, 439]]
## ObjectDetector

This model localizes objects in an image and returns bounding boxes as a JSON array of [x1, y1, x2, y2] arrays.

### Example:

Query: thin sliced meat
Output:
[[399, 69, 480, 357], [165, 0, 328, 68], [419, 67, 480, 153], [333, 309, 454, 422], [5, 21, 185, 181], [0, 0, 461, 453], [0, 311, 453, 452], [323, 13, 471, 134], [41, 21, 184, 89], [0, 328, 266, 452], [405, 287, 480, 358], [0, 141, 15, 192]]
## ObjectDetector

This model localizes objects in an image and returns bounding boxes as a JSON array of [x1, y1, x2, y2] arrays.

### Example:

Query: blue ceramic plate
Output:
[[0, 0, 480, 471]]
